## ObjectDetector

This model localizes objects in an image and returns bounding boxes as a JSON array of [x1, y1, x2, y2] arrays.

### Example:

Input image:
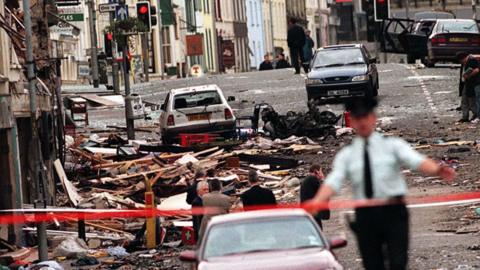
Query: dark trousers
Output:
[[461, 87, 477, 120], [290, 47, 306, 73], [353, 204, 409, 270]]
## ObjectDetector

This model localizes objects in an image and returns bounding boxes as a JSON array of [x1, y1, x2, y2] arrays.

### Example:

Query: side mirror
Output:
[[369, 57, 377, 64], [160, 104, 166, 111], [329, 237, 347, 250], [179, 250, 197, 262], [227, 96, 236, 102]]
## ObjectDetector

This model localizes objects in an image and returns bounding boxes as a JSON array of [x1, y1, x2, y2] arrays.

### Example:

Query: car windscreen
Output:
[[202, 217, 325, 259], [313, 48, 365, 68], [173, 91, 222, 109], [437, 21, 479, 33]]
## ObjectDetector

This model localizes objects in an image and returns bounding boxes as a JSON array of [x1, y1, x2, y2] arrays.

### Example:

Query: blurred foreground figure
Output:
[[312, 98, 455, 270]]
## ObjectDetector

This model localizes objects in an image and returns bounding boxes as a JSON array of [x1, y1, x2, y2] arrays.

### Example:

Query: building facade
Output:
[[216, 0, 249, 72], [184, 0, 219, 73], [262, 0, 288, 58], [246, 0, 265, 69], [306, 0, 330, 49], [286, 0, 306, 24]]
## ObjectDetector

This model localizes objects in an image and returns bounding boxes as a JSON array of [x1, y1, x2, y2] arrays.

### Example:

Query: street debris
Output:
[[257, 103, 341, 139], [1, 123, 353, 269]]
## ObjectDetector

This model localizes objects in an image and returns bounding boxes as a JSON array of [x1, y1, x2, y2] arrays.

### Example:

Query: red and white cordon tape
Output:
[[0, 191, 479, 225]]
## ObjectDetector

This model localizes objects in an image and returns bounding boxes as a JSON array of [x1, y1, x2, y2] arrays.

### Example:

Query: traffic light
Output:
[[374, 0, 389, 21], [104, 32, 113, 57], [150, 5, 157, 27], [136, 1, 152, 32]]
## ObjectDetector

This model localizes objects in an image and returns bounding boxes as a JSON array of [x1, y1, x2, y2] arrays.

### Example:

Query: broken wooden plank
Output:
[[0, 248, 33, 264], [79, 94, 123, 107], [192, 147, 220, 157], [54, 159, 83, 207], [84, 147, 118, 155], [238, 154, 299, 170]]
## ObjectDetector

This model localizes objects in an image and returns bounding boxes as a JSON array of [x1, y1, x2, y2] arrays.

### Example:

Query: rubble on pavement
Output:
[[2, 123, 355, 269]]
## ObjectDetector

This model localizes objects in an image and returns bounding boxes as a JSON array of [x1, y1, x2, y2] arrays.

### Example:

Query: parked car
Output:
[[305, 44, 379, 103], [425, 19, 480, 66], [380, 11, 480, 66], [405, 11, 455, 64], [179, 209, 347, 270], [159, 84, 236, 144]]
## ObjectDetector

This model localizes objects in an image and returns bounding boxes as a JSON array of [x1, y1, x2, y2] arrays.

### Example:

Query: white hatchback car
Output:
[[159, 84, 236, 144]]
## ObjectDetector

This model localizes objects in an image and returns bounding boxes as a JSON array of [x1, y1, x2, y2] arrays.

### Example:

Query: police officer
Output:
[[311, 98, 455, 270]]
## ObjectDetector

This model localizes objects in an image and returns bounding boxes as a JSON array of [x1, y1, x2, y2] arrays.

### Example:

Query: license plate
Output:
[[450, 37, 468, 42], [187, 113, 211, 121], [327, 90, 349, 96]]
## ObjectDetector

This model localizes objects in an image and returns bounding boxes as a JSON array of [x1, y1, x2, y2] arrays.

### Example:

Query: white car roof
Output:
[[209, 209, 310, 226], [170, 84, 221, 96], [436, 19, 476, 22]]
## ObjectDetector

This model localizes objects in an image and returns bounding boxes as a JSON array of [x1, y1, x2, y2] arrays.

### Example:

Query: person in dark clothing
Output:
[[457, 51, 480, 123], [287, 18, 307, 74], [300, 164, 330, 229], [259, 54, 274, 71], [303, 30, 315, 72], [192, 181, 209, 243], [241, 170, 277, 208], [186, 169, 206, 205], [275, 53, 290, 69]]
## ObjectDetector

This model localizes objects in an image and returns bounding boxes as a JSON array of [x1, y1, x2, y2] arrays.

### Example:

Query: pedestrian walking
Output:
[[300, 164, 330, 230], [456, 52, 480, 123], [303, 30, 315, 72], [259, 54, 274, 71], [241, 170, 277, 207], [192, 181, 209, 243], [287, 18, 307, 74], [311, 98, 455, 270], [199, 179, 233, 238], [275, 53, 291, 69]]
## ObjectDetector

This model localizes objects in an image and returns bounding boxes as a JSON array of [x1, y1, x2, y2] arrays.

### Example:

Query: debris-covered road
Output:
[[60, 63, 480, 269]]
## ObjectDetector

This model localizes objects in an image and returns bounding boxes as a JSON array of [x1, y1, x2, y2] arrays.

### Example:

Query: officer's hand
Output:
[[438, 166, 456, 181]]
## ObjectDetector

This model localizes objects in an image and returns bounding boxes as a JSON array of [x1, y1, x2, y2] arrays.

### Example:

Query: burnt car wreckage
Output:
[[242, 102, 342, 140]]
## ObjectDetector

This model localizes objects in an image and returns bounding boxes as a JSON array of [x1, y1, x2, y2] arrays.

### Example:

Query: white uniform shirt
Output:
[[325, 132, 426, 200]]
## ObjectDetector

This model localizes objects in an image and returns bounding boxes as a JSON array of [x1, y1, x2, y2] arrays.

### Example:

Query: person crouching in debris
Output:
[[186, 169, 207, 205], [456, 52, 480, 123], [192, 181, 209, 243], [300, 164, 330, 230], [241, 170, 277, 209], [310, 98, 456, 270], [199, 179, 233, 239]]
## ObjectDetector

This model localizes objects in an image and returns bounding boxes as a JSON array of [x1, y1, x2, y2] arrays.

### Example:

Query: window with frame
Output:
[[161, 27, 172, 64]]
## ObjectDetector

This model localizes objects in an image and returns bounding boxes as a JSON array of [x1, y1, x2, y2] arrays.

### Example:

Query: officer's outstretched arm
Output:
[[418, 159, 456, 181]]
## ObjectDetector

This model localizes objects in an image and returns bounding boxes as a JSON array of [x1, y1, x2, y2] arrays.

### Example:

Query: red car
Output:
[[426, 19, 480, 67], [180, 209, 346, 270]]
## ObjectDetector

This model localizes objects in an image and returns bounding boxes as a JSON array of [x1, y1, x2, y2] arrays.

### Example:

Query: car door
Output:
[[380, 18, 414, 53], [404, 21, 435, 58], [159, 93, 170, 130]]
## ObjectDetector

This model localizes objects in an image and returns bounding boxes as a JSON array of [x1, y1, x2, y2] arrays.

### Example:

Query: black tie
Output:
[[364, 140, 374, 199]]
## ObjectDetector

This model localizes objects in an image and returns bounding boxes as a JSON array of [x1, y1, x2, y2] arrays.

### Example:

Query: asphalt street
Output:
[[75, 62, 480, 269]]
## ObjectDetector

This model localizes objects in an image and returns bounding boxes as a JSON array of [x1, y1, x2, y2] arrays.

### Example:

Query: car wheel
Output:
[[407, 54, 416, 64], [422, 57, 435, 68], [222, 130, 237, 140], [162, 135, 174, 145], [365, 80, 375, 98]]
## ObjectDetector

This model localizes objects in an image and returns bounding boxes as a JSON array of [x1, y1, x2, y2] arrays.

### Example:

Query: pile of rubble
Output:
[[3, 131, 340, 269]]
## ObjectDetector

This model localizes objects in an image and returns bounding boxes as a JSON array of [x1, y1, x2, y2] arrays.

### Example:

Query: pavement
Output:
[[63, 61, 480, 269]]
